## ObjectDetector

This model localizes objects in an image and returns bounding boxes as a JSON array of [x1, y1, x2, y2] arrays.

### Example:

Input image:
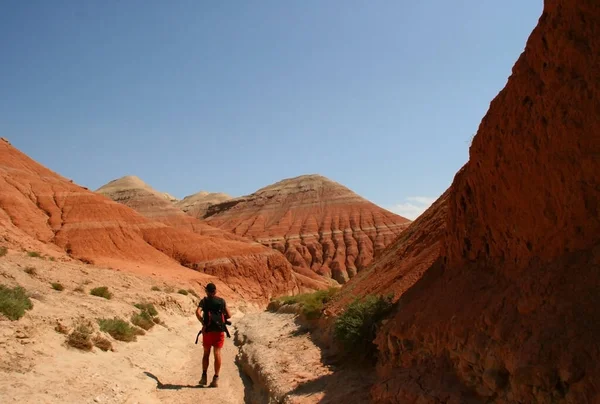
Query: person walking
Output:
[[195, 282, 231, 387]]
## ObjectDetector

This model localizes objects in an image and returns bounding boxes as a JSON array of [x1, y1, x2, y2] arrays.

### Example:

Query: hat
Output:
[[205, 283, 216, 293]]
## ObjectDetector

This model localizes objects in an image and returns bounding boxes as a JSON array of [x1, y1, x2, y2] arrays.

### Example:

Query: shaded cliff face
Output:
[[203, 174, 411, 284], [0, 140, 298, 303], [371, 2, 600, 403]]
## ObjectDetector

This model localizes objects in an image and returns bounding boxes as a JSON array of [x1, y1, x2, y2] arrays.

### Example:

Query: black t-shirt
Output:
[[199, 296, 227, 332]]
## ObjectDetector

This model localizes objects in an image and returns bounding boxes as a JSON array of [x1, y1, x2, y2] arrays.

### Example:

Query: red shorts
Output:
[[202, 331, 225, 349]]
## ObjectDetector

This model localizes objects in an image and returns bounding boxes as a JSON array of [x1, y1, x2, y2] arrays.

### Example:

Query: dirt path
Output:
[[1, 254, 368, 404], [0, 255, 247, 404], [0, 313, 246, 404], [144, 315, 246, 404]]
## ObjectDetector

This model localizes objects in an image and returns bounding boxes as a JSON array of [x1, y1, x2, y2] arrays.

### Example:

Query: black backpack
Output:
[[201, 297, 226, 332]]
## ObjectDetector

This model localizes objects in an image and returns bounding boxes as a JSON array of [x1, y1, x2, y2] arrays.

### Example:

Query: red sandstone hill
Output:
[[0, 139, 299, 302], [345, 2, 600, 402], [199, 174, 411, 284], [96, 176, 249, 242]]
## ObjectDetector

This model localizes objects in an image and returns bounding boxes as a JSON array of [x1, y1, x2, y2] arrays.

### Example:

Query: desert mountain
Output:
[[346, 2, 600, 402], [0, 139, 299, 302], [176, 191, 232, 218], [96, 176, 245, 242], [201, 174, 411, 284]]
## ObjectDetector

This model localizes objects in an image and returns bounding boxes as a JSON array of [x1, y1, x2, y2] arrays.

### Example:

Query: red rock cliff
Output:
[[370, 1, 600, 402]]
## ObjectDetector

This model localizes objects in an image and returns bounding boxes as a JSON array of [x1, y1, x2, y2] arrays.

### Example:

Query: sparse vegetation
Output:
[[51, 282, 64, 291], [0, 284, 33, 320], [275, 287, 339, 320], [26, 251, 42, 258], [151, 286, 161, 292], [90, 286, 112, 299], [131, 311, 155, 330], [24, 266, 37, 276], [134, 302, 158, 317], [92, 334, 112, 351], [98, 317, 140, 342], [74, 285, 85, 293], [132, 302, 159, 330], [67, 322, 94, 351], [164, 285, 175, 293], [177, 289, 189, 296], [187, 288, 199, 298], [0, 247, 7, 257], [333, 294, 395, 360]]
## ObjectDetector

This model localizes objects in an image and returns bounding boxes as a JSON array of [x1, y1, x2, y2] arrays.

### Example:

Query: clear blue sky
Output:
[[1, 1, 542, 219]]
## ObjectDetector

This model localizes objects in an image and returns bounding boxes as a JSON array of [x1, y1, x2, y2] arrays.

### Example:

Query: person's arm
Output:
[[195, 299, 204, 325]]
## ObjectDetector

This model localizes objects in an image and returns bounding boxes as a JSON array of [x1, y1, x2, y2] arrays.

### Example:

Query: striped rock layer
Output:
[[202, 174, 411, 284], [0, 140, 298, 303]]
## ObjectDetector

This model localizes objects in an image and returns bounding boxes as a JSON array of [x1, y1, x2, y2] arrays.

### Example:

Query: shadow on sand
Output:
[[143, 371, 205, 390]]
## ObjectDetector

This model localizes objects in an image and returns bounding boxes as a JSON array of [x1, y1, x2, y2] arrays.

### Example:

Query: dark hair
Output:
[[205, 283, 216, 293]]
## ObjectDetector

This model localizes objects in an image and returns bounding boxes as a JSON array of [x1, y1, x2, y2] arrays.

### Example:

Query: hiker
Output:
[[195, 282, 231, 387]]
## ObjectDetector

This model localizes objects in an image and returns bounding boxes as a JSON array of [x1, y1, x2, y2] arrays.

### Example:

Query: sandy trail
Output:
[[1, 314, 245, 404], [0, 254, 247, 404]]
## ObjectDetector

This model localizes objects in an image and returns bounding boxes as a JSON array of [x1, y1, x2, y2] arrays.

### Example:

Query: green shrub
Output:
[[134, 302, 158, 317], [0, 285, 33, 320], [177, 289, 189, 296], [276, 287, 339, 319], [187, 288, 199, 298], [51, 282, 64, 291], [98, 317, 138, 342], [333, 294, 394, 360], [131, 311, 155, 330], [27, 251, 42, 258], [0, 247, 7, 257], [90, 286, 112, 299], [151, 286, 161, 292]]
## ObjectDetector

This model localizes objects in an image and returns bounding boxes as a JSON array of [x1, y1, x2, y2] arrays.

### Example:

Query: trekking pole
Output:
[[195, 329, 202, 344]]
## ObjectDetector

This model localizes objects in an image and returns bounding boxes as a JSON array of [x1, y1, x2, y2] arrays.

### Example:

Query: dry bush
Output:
[[92, 334, 113, 351], [67, 322, 94, 351], [24, 266, 37, 276]]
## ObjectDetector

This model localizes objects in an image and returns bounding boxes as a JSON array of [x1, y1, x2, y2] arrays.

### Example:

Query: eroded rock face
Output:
[[327, 189, 448, 313], [370, 2, 600, 403], [175, 191, 232, 219], [0, 141, 298, 303], [203, 174, 411, 284]]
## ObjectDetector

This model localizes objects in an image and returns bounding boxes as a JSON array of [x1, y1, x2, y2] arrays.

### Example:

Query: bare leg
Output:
[[213, 347, 222, 376], [203, 346, 211, 373]]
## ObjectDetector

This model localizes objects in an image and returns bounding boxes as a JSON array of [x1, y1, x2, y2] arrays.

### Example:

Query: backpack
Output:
[[201, 297, 226, 332]]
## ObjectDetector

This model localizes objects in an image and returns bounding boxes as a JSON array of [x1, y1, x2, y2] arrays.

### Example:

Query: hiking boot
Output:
[[209, 376, 219, 388], [199, 373, 207, 386]]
